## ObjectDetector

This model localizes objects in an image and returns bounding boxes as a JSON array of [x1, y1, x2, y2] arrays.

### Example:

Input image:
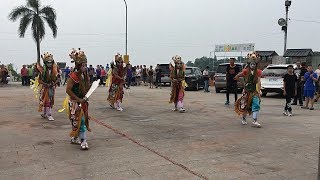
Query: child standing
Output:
[[283, 65, 297, 116]]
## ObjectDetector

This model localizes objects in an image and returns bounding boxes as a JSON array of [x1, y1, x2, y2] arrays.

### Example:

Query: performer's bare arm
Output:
[[234, 72, 244, 81], [257, 77, 262, 95], [66, 78, 84, 103]]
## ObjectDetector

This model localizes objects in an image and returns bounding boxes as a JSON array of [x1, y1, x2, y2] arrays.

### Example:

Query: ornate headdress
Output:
[[41, 52, 54, 64], [114, 53, 122, 63], [170, 55, 185, 70], [111, 53, 126, 68], [247, 52, 260, 64], [69, 48, 87, 65]]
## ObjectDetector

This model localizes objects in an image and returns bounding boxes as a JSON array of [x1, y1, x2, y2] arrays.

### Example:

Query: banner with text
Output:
[[215, 43, 255, 52]]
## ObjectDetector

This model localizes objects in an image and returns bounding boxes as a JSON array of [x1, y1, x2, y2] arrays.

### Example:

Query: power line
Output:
[[0, 31, 125, 36], [289, 18, 320, 24]]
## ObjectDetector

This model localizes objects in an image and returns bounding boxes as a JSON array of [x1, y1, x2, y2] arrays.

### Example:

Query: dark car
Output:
[[158, 64, 171, 86], [185, 67, 204, 90]]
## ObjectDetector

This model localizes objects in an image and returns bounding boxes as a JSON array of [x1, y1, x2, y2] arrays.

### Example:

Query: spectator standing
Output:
[[101, 67, 107, 86], [225, 58, 240, 105], [136, 65, 141, 86], [131, 66, 136, 86], [106, 64, 110, 72], [292, 61, 304, 105], [126, 64, 133, 88], [63, 66, 71, 86], [96, 65, 101, 85], [203, 66, 210, 92], [301, 65, 318, 110], [282, 65, 297, 116], [88, 65, 95, 84], [148, 65, 154, 88], [314, 64, 320, 102], [21, 65, 28, 86], [155, 64, 162, 88], [142, 65, 148, 86]]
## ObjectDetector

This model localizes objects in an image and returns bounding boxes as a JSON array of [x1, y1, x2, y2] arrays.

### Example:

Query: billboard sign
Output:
[[215, 43, 255, 52]]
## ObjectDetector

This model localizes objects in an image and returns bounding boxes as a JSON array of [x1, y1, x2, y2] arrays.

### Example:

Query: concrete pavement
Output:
[[0, 85, 319, 179]]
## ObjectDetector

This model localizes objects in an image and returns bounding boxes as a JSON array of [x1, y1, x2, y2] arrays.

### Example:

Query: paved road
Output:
[[0, 85, 319, 180]]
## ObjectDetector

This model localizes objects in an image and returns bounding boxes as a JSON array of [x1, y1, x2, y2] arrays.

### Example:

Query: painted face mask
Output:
[[249, 62, 256, 70], [80, 63, 87, 73], [46, 61, 53, 68], [176, 62, 182, 68]]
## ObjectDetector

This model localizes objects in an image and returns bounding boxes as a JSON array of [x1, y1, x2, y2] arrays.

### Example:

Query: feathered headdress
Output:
[[69, 48, 87, 65]]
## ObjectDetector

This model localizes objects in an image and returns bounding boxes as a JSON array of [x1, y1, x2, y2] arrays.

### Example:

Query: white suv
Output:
[[261, 64, 297, 96]]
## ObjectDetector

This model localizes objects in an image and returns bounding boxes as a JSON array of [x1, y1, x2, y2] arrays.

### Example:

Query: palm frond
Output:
[[31, 15, 45, 42], [43, 16, 57, 38], [18, 14, 33, 37], [27, 0, 40, 12], [40, 6, 56, 20], [8, 6, 34, 21]]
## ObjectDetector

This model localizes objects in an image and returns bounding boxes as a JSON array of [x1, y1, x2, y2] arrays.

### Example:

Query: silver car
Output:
[[214, 63, 246, 93]]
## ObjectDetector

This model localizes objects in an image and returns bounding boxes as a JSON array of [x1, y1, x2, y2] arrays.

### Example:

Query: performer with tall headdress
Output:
[[234, 52, 262, 128], [169, 55, 187, 113], [37, 52, 59, 121], [107, 53, 127, 111], [66, 48, 91, 150]]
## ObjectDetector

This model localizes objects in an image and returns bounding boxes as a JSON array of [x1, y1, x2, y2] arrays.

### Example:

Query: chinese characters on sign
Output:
[[215, 43, 255, 52]]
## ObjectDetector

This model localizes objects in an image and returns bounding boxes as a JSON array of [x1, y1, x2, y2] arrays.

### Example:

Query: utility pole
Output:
[[283, 0, 291, 54]]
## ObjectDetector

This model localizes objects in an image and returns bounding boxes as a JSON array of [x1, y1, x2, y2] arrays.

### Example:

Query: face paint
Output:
[[46, 61, 53, 68], [249, 62, 256, 70], [80, 63, 87, 72], [176, 62, 182, 68]]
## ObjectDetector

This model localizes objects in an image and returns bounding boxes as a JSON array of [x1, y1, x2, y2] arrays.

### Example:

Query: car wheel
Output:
[[196, 83, 199, 91], [262, 91, 267, 97], [215, 88, 221, 93]]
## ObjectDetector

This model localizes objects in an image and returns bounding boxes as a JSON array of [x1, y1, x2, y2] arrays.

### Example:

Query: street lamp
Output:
[[123, 0, 128, 55], [283, 0, 291, 54]]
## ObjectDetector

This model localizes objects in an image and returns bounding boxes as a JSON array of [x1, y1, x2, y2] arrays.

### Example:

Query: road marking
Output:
[[90, 116, 209, 180]]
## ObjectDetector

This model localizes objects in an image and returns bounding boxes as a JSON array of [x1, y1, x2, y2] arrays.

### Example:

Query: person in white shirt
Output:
[[136, 65, 141, 86], [203, 66, 210, 92]]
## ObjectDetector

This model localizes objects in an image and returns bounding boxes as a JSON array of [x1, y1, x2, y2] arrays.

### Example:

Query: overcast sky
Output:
[[1, 0, 320, 69]]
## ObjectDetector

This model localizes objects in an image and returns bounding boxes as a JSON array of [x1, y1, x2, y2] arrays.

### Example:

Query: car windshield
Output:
[[185, 68, 193, 75], [216, 64, 242, 73], [263, 67, 287, 76], [159, 65, 169, 74]]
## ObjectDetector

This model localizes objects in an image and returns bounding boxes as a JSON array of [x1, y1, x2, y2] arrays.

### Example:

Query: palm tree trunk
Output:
[[36, 31, 40, 64]]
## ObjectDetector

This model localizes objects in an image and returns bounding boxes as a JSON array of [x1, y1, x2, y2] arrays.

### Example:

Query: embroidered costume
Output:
[[37, 52, 58, 121], [235, 52, 262, 128], [107, 54, 127, 111], [66, 48, 91, 150], [169, 55, 187, 113]]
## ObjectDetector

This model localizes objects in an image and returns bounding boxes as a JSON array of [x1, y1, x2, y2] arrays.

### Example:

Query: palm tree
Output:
[[8, 0, 57, 64]]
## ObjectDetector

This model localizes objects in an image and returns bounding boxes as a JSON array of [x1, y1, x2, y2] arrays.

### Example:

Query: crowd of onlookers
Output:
[[20, 64, 38, 86], [11, 63, 163, 88], [125, 64, 163, 89], [82, 64, 163, 89]]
